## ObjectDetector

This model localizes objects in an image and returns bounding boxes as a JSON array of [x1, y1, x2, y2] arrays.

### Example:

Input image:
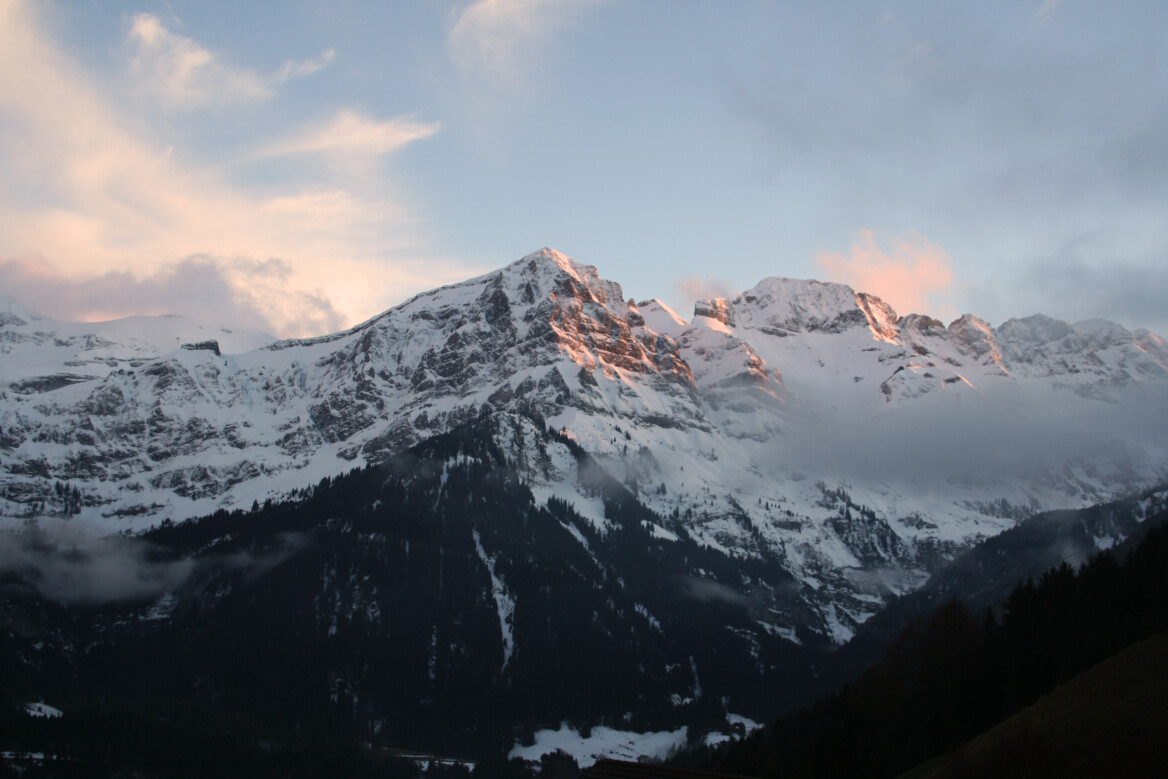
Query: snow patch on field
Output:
[[509, 723, 689, 767], [24, 702, 62, 718], [509, 714, 763, 767]]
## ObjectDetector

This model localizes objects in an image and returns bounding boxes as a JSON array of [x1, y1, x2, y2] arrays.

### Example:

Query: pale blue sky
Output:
[[1, 0, 1165, 337]]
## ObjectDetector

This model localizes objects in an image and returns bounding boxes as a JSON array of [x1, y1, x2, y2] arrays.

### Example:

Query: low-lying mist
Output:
[[778, 380, 1168, 489], [0, 522, 307, 604]]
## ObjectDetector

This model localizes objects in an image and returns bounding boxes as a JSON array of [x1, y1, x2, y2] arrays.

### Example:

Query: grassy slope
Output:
[[899, 632, 1168, 779]]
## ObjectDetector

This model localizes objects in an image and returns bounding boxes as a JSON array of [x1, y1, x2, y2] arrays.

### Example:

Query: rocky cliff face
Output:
[[3, 249, 1167, 642]]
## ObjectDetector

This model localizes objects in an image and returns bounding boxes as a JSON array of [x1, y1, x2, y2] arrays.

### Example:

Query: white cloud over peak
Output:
[[127, 12, 333, 109]]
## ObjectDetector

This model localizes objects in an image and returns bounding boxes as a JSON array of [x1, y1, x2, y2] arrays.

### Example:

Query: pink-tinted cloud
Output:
[[815, 229, 956, 318], [257, 109, 442, 160], [0, 0, 466, 337], [0, 255, 345, 337]]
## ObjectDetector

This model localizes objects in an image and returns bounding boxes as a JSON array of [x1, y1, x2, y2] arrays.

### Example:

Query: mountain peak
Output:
[[996, 313, 1073, 345], [511, 247, 598, 290], [502, 248, 626, 311], [517, 246, 577, 272], [696, 276, 901, 340]]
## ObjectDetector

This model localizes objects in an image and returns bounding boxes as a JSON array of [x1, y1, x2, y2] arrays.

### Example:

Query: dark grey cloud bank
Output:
[[1016, 243, 1168, 336], [724, 1, 1167, 331]]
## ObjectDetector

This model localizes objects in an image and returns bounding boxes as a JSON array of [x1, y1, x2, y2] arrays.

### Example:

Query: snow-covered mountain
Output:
[[2, 249, 1166, 641], [0, 293, 275, 384]]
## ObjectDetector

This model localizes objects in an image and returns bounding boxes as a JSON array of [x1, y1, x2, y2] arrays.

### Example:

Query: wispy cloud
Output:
[[1036, 0, 1062, 23], [128, 12, 333, 109], [448, 0, 601, 94], [258, 109, 442, 160], [815, 229, 957, 319], [678, 576, 748, 606], [896, 40, 937, 75], [0, 0, 467, 337], [274, 49, 337, 83]]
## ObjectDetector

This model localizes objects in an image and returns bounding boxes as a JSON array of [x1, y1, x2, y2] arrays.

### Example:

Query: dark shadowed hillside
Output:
[[680, 514, 1168, 778]]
